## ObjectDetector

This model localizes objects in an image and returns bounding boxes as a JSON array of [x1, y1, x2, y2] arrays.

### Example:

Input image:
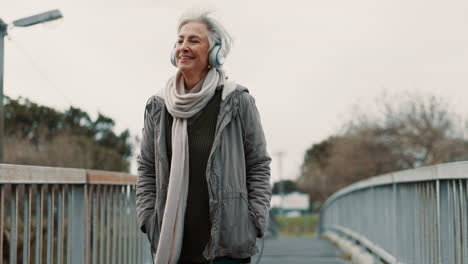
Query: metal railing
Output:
[[318, 161, 468, 264], [0, 164, 152, 264]]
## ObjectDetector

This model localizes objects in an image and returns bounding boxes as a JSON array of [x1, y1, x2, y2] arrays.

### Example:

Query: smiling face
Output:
[[176, 21, 211, 76]]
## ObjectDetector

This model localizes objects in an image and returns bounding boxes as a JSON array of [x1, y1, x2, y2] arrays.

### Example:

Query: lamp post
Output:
[[0, 9, 63, 162]]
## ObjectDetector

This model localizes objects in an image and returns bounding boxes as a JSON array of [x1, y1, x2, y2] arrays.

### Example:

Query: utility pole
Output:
[[0, 10, 63, 163], [274, 151, 285, 215]]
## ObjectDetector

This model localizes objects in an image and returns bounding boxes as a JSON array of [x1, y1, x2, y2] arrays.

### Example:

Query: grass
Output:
[[274, 213, 319, 237]]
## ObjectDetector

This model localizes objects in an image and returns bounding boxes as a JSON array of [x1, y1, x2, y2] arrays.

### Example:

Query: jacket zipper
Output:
[[206, 200, 219, 262], [205, 103, 234, 262]]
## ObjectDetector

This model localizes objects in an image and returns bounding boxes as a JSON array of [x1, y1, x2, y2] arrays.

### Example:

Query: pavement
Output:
[[251, 237, 350, 264]]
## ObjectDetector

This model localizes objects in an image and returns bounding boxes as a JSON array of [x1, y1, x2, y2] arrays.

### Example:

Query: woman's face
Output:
[[176, 21, 211, 75]]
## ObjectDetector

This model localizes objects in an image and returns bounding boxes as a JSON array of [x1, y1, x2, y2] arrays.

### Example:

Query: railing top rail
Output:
[[0, 164, 136, 185], [322, 161, 468, 209], [87, 170, 136, 185]]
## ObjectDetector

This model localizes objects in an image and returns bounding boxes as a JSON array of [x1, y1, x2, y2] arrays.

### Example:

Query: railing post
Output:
[[92, 185, 98, 264], [118, 186, 124, 264], [99, 186, 106, 264], [23, 185, 32, 264], [85, 185, 91, 264], [36, 185, 44, 264], [69, 185, 86, 264], [57, 187, 65, 264], [436, 180, 441, 264], [392, 182, 397, 259], [113, 186, 118, 264], [46, 185, 54, 264], [458, 179, 466, 262], [106, 187, 111, 264], [10, 185, 18, 264], [0, 185, 3, 264]]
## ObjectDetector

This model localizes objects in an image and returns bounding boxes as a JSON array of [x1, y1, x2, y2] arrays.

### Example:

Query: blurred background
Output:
[[3, 0, 468, 238]]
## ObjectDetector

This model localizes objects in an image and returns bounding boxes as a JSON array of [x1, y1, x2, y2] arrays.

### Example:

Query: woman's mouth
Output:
[[179, 56, 193, 63]]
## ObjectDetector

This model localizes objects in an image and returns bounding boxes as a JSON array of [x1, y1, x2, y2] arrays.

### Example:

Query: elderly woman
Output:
[[136, 11, 271, 264]]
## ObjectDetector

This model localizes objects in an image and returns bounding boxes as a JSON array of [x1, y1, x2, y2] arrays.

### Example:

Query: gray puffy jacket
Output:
[[136, 84, 272, 262]]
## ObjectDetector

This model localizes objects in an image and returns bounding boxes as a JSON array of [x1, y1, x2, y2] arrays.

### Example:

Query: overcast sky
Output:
[[3, 0, 468, 182]]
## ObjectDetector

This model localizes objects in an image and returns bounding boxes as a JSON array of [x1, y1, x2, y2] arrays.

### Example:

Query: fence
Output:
[[318, 161, 468, 264], [0, 164, 152, 264]]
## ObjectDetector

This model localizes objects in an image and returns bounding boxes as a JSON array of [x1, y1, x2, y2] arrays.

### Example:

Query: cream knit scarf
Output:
[[155, 67, 224, 264]]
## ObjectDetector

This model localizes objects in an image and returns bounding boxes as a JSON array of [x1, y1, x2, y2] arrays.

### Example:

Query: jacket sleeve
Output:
[[136, 98, 157, 234], [239, 91, 272, 238]]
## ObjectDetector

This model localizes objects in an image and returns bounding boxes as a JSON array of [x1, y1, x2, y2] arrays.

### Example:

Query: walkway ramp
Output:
[[252, 237, 349, 264]]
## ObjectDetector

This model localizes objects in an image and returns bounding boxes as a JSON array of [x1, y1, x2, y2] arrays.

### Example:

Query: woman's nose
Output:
[[179, 40, 189, 51]]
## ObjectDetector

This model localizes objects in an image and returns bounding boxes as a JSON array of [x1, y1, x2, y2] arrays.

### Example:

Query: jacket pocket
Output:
[[146, 211, 160, 253], [149, 189, 166, 253], [240, 192, 261, 238], [218, 192, 257, 256]]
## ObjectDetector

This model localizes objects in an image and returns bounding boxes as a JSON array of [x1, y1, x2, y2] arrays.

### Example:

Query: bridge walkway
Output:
[[252, 237, 350, 264]]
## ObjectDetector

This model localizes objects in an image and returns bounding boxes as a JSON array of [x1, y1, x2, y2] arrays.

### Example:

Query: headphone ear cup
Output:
[[170, 45, 177, 67], [209, 45, 223, 68]]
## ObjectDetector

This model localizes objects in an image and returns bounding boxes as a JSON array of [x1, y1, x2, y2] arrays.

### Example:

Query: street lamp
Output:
[[0, 9, 63, 162]]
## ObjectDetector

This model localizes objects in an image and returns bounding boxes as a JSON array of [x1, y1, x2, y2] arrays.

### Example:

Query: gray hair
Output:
[[177, 10, 233, 60]]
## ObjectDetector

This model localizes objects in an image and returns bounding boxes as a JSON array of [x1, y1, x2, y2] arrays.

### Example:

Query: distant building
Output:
[[270, 191, 310, 216]]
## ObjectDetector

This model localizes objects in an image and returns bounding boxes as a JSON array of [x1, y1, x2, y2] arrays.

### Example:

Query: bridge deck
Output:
[[252, 237, 350, 264]]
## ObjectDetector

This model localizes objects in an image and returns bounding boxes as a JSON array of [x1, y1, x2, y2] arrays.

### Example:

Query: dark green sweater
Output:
[[166, 88, 221, 263]]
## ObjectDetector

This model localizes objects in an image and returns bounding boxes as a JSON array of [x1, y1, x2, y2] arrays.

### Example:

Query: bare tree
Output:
[[298, 91, 468, 207]]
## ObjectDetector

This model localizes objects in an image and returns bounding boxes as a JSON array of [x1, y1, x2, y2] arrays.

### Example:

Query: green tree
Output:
[[5, 95, 133, 172], [272, 179, 298, 195]]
